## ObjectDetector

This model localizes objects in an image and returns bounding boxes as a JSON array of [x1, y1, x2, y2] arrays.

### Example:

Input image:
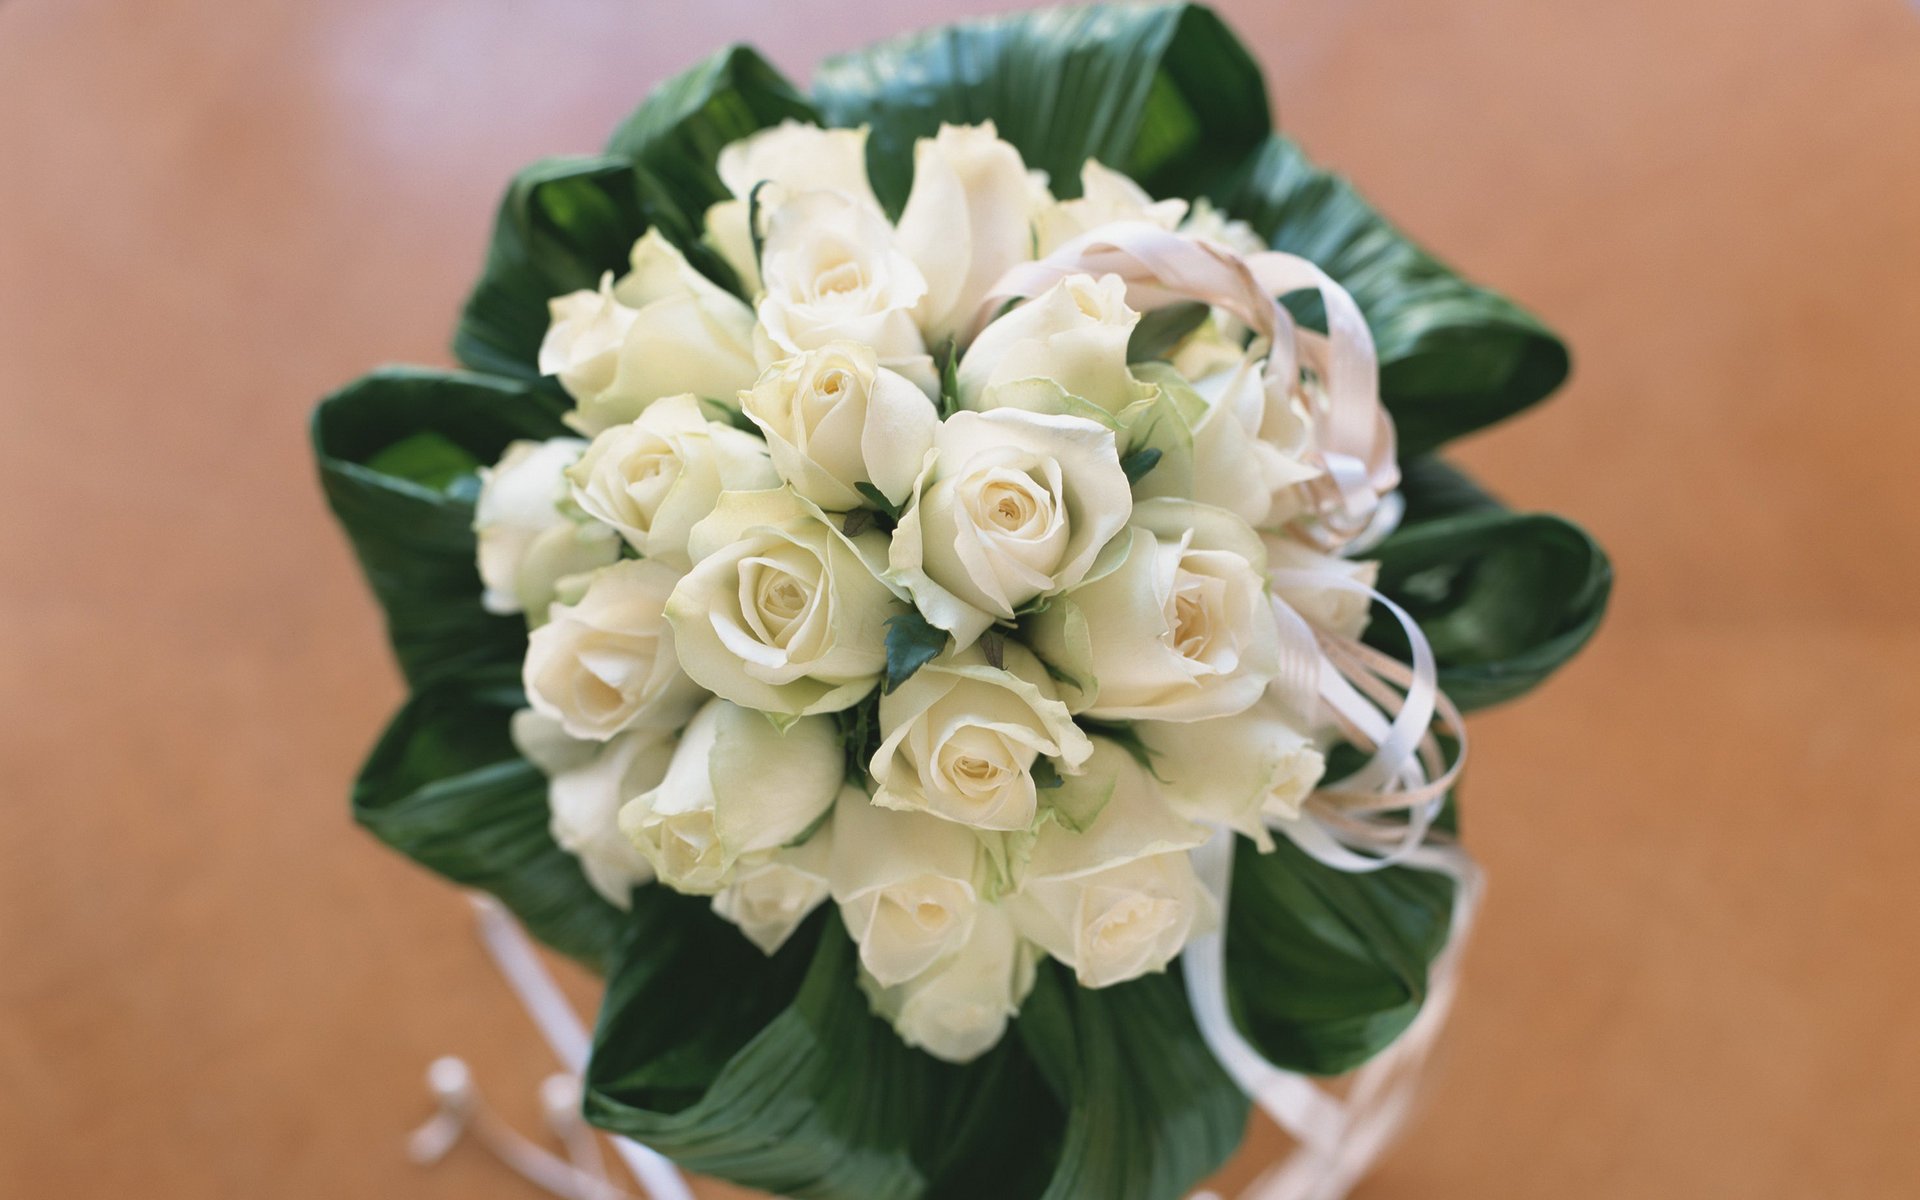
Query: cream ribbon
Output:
[[979, 221, 1400, 550], [988, 221, 1477, 1200]]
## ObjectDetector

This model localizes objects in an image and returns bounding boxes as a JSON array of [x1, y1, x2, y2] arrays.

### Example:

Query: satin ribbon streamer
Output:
[[991, 223, 1477, 1199], [408, 896, 694, 1200]]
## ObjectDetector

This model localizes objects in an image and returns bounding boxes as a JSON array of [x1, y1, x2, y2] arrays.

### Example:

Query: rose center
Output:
[[800, 366, 856, 436], [976, 477, 1049, 536], [813, 258, 867, 299], [1070, 281, 1105, 319], [737, 549, 822, 653], [757, 571, 810, 628], [1168, 568, 1225, 662], [1089, 895, 1175, 953]]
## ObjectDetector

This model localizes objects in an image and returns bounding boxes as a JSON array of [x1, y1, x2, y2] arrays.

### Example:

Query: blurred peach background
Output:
[[3, 0, 1918, 1196]]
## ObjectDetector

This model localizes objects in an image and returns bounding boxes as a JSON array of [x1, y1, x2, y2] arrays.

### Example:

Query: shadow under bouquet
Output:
[[314, 4, 1611, 1197]]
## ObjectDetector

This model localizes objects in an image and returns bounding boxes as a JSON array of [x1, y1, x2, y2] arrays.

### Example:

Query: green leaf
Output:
[[312, 366, 567, 688], [1369, 464, 1612, 711], [883, 609, 948, 693], [586, 908, 1066, 1198], [1030, 757, 1065, 791], [937, 338, 963, 419], [1395, 453, 1504, 523], [453, 155, 685, 384], [606, 44, 819, 224], [1126, 301, 1210, 363], [834, 694, 884, 788], [364, 431, 481, 494], [813, 2, 1269, 214], [353, 667, 627, 968], [1077, 723, 1160, 776], [700, 394, 761, 434], [1226, 836, 1455, 1075], [855, 481, 907, 521], [1221, 134, 1570, 456], [1019, 963, 1248, 1199], [1119, 446, 1163, 486]]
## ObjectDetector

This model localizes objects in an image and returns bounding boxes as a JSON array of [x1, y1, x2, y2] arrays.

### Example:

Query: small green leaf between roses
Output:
[[1126, 302, 1210, 364], [1120, 446, 1163, 486], [883, 609, 948, 694], [854, 481, 907, 521]]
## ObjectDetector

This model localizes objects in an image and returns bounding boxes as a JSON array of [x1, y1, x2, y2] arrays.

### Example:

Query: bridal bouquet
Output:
[[315, 4, 1609, 1197]]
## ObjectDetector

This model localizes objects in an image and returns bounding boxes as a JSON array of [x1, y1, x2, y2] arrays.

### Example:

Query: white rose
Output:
[[1033, 159, 1189, 256], [541, 231, 760, 435], [666, 488, 900, 716], [1003, 741, 1212, 988], [1140, 696, 1327, 846], [829, 791, 982, 987], [523, 559, 704, 740], [705, 121, 885, 297], [1133, 360, 1318, 531], [619, 698, 842, 895], [509, 708, 601, 777], [889, 409, 1132, 646], [567, 392, 779, 567], [711, 824, 834, 955], [756, 190, 930, 373], [516, 714, 674, 907], [1167, 313, 1249, 382], [870, 641, 1092, 832], [1028, 498, 1280, 722], [1181, 197, 1268, 258], [1263, 535, 1380, 639], [860, 903, 1036, 1063], [957, 273, 1145, 417], [740, 342, 938, 511], [894, 122, 1040, 344], [474, 439, 621, 618], [535, 274, 634, 410]]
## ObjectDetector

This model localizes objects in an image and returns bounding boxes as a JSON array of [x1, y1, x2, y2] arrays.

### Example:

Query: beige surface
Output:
[[3, 0, 1918, 1196]]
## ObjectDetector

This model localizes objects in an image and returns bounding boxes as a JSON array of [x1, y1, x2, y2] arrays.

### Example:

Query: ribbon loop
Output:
[[977, 221, 1398, 550]]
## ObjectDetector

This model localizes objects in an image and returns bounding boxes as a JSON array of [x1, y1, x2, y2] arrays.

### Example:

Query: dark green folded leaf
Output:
[[1226, 836, 1454, 1076], [605, 44, 820, 225], [1370, 462, 1612, 711], [1222, 135, 1570, 457], [587, 908, 1065, 1199], [1019, 963, 1248, 1200], [452, 156, 679, 384], [813, 2, 1268, 214], [313, 366, 566, 688], [353, 667, 628, 967], [1394, 453, 1504, 523]]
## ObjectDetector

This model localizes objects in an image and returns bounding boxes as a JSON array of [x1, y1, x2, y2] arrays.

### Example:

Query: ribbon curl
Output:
[[978, 221, 1400, 550], [986, 221, 1475, 1200]]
